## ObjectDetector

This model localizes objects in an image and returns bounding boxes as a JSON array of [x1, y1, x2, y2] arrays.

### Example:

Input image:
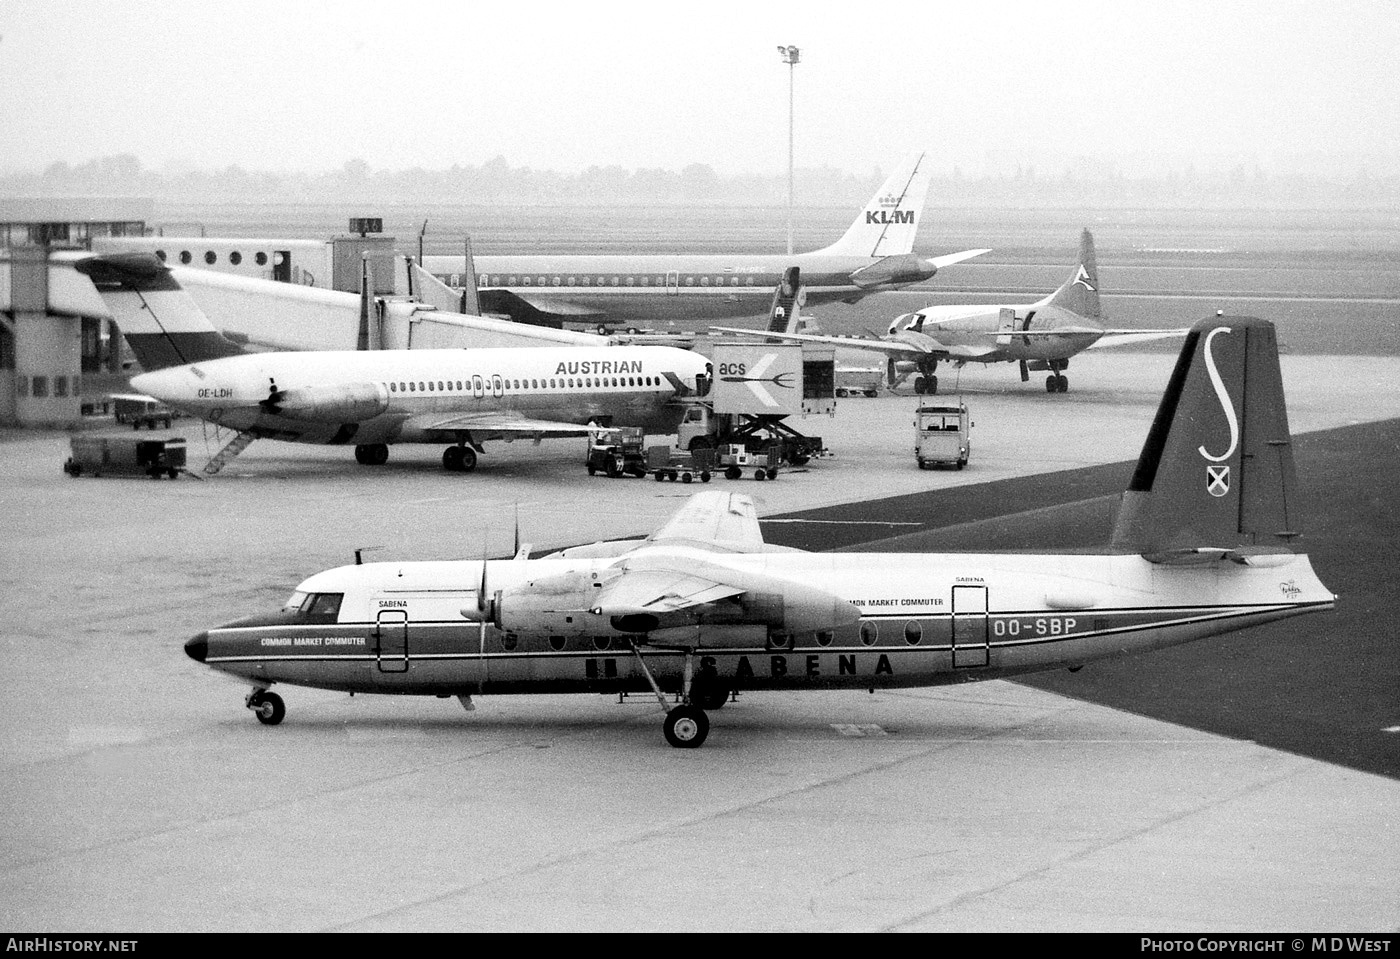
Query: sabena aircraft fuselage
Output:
[[131, 345, 709, 448], [187, 316, 1336, 747], [191, 547, 1332, 699]]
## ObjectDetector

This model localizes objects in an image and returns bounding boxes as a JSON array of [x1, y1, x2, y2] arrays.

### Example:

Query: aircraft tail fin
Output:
[[813, 152, 931, 258], [1111, 316, 1302, 561], [75, 253, 245, 371], [1041, 229, 1103, 320]]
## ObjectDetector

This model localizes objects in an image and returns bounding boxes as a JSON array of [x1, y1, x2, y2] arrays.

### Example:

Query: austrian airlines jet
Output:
[[77, 254, 709, 472], [421, 152, 989, 326]]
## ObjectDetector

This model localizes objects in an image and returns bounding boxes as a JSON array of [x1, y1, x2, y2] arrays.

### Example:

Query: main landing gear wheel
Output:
[[1044, 374, 1069, 394], [355, 443, 389, 465], [443, 446, 477, 472], [664, 705, 709, 748], [247, 690, 285, 726], [914, 374, 939, 395]]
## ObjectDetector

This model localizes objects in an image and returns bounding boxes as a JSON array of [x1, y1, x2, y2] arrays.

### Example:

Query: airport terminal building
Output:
[[0, 198, 152, 426]]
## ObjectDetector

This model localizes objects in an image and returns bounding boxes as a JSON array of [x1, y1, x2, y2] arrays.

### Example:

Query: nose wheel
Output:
[[245, 689, 285, 726]]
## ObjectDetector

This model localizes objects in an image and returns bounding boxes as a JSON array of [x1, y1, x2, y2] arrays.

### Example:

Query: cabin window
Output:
[[700, 276, 709, 286], [593, 636, 611, 651], [585, 378, 592, 388], [500, 633, 518, 651], [730, 277, 739, 286], [549, 379, 556, 388], [230, 251, 242, 265], [390, 383, 397, 392], [625, 276, 634, 286], [255, 252, 268, 266], [904, 621, 923, 645], [509, 275, 518, 285], [745, 276, 754, 285], [567, 276, 575, 286], [553, 276, 561, 286], [180, 251, 192, 264], [859, 621, 879, 646], [684, 276, 694, 286], [568, 379, 575, 388], [537, 276, 546, 286], [549, 635, 567, 651], [522, 275, 531, 285], [816, 631, 834, 647], [204, 251, 217, 264]]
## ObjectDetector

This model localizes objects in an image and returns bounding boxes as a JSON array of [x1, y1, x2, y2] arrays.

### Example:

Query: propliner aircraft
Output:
[[79, 253, 711, 471], [714, 229, 1185, 395], [420, 151, 989, 326], [187, 315, 1334, 747]]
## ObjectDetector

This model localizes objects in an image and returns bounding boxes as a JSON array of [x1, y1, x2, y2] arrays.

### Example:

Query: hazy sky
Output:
[[3, 0, 1398, 178]]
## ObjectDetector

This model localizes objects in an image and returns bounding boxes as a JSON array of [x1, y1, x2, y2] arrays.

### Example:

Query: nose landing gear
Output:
[[245, 688, 285, 726]]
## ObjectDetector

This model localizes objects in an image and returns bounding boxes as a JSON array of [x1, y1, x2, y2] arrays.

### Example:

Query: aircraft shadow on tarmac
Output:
[[764, 419, 1400, 781]]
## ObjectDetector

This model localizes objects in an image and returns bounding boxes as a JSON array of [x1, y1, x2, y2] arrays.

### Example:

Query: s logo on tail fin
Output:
[[1197, 326, 1240, 464]]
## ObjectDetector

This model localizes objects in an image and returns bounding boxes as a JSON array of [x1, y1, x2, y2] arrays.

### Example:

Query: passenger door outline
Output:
[[373, 609, 409, 673], [951, 585, 989, 668]]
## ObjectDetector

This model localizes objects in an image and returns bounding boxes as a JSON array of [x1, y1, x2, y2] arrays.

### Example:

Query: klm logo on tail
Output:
[[1197, 327, 1240, 496], [866, 210, 915, 225]]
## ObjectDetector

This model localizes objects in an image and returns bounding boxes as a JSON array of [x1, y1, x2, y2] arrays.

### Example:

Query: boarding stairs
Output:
[[202, 430, 257, 476], [764, 266, 803, 336]]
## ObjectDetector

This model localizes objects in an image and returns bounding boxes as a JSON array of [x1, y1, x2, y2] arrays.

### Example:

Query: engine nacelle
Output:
[[496, 569, 611, 637], [850, 253, 937, 290], [267, 382, 390, 422]]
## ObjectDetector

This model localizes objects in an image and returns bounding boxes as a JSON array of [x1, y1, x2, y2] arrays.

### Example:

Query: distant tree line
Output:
[[3, 154, 1398, 209]]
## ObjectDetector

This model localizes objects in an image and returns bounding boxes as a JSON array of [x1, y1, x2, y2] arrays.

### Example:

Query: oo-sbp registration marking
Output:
[[991, 617, 1079, 637]]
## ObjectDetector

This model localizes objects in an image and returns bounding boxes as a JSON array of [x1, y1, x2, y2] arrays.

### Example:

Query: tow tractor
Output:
[[586, 426, 648, 478]]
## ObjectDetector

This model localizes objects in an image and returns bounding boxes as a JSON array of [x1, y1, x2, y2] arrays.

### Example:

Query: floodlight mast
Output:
[[777, 44, 800, 256]]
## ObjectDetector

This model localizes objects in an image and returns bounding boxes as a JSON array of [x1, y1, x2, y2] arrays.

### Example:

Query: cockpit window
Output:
[[308, 593, 342, 618], [281, 591, 343, 620]]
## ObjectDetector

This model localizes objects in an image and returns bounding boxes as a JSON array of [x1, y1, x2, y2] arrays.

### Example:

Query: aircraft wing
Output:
[[1086, 329, 1192, 349], [588, 568, 746, 617], [708, 326, 928, 359], [478, 288, 607, 323], [645, 490, 766, 550], [928, 248, 992, 269], [405, 409, 599, 439]]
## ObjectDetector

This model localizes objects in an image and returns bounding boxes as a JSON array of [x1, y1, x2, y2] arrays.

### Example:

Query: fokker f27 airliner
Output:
[[716, 230, 1186, 394], [78, 253, 710, 472], [421, 152, 989, 326], [185, 315, 1334, 747]]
